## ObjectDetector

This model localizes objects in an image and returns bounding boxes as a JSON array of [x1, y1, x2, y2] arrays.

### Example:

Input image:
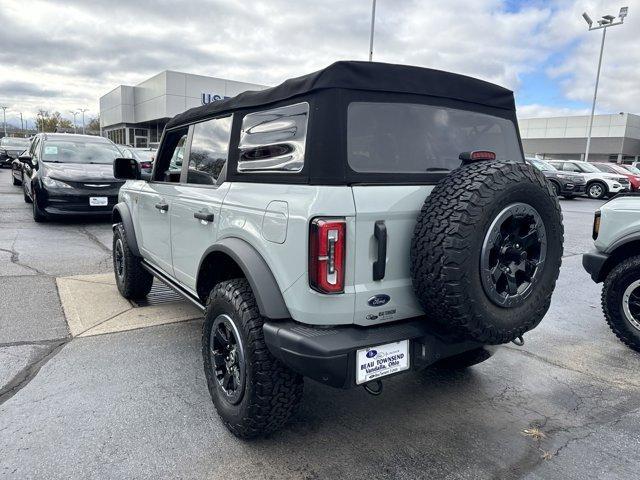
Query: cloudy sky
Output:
[[0, 0, 638, 128]]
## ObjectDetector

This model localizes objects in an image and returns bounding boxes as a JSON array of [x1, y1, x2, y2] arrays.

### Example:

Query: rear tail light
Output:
[[140, 161, 152, 169], [309, 218, 346, 293], [593, 210, 601, 240], [459, 150, 497, 163]]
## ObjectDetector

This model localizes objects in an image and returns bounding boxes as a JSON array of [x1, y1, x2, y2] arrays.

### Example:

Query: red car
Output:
[[592, 162, 640, 191]]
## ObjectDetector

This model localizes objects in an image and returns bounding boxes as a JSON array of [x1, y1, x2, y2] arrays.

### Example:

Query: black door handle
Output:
[[154, 202, 169, 211], [373, 220, 387, 281], [194, 211, 214, 222]]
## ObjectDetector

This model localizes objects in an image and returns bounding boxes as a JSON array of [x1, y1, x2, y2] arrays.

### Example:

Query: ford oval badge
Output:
[[368, 294, 390, 307], [366, 350, 378, 358]]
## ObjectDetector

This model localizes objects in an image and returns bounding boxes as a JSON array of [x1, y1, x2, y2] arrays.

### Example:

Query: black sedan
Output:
[[21, 133, 125, 222], [1, 136, 30, 168], [526, 157, 586, 198]]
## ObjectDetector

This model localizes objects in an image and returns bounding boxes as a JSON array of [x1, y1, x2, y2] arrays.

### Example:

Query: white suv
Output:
[[111, 61, 563, 438], [584, 194, 640, 352], [547, 160, 629, 199]]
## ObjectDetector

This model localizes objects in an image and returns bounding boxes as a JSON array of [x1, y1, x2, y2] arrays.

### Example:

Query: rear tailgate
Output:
[[351, 185, 433, 325]]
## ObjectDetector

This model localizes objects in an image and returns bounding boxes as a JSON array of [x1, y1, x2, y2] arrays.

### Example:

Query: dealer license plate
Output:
[[356, 340, 410, 385], [89, 197, 108, 206]]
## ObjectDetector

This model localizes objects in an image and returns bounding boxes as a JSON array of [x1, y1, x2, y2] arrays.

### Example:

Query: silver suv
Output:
[[547, 160, 629, 199], [111, 61, 564, 438]]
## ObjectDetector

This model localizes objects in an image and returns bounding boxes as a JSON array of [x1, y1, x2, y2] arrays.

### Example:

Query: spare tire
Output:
[[410, 160, 563, 345]]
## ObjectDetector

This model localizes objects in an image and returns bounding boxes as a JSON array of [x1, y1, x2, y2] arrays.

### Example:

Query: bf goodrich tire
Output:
[[411, 161, 563, 345], [202, 279, 303, 439], [112, 223, 153, 299], [602, 256, 640, 352]]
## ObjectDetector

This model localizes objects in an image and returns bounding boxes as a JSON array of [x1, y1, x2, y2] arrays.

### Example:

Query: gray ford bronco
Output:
[[111, 61, 564, 438]]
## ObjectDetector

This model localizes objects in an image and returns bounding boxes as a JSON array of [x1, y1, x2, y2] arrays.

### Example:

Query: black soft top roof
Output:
[[165, 61, 515, 129]]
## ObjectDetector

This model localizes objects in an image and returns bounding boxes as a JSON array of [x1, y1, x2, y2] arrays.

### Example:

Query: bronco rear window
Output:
[[347, 102, 522, 174]]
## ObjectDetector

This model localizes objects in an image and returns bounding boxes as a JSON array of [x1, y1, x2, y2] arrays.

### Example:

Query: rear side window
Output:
[[237, 102, 309, 173], [186, 116, 232, 185], [347, 102, 523, 174]]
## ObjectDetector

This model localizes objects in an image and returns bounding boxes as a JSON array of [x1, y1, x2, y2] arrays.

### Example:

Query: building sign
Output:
[[201, 93, 230, 105]]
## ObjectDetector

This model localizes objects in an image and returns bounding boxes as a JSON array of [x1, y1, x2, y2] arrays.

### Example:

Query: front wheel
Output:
[[203, 279, 303, 438], [12, 175, 20, 186], [32, 191, 47, 222], [112, 223, 153, 299], [602, 256, 640, 352], [587, 182, 607, 200], [563, 194, 574, 200]]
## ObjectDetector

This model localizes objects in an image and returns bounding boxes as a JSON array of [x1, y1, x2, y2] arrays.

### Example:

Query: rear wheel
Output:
[[587, 181, 607, 200], [602, 256, 640, 352], [112, 223, 153, 299], [203, 279, 303, 438]]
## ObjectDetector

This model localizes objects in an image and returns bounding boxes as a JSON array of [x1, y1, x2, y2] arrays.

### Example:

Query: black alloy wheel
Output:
[[114, 238, 125, 281], [480, 203, 547, 308], [209, 313, 246, 405]]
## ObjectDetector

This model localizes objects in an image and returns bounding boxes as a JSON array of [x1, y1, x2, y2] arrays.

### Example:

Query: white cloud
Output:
[[0, 0, 638, 127]]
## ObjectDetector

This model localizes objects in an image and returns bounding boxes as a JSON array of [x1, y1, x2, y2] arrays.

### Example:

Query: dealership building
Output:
[[99, 71, 267, 147], [519, 113, 640, 163]]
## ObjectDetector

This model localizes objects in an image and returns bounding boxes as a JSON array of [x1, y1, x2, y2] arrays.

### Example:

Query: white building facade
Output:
[[99, 71, 268, 147], [519, 113, 640, 163]]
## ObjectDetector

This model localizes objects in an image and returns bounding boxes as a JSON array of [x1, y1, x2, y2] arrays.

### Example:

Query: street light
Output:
[[69, 110, 79, 134], [78, 108, 88, 134], [0, 106, 7, 137], [582, 6, 628, 162], [369, 0, 377, 61]]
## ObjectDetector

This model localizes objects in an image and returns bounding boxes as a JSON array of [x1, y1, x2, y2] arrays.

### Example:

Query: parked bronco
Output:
[[583, 193, 640, 352], [111, 61, 564, 438]]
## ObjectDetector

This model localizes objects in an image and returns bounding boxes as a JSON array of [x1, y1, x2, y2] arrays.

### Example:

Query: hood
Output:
[[42, 162, 117, 182]]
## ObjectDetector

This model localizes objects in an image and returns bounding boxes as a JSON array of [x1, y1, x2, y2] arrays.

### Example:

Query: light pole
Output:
[[369, 0, 377, 61], [69, 110, 79, 133], [582, 7, 628, 162], [79, 108, 88, 134], [19, 112, 23, 135], [0, 106, 7, 137]]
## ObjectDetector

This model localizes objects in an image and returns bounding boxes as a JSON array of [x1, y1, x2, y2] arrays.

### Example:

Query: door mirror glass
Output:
[[113, 157, 141, 180], [18, 153, 32, 165]]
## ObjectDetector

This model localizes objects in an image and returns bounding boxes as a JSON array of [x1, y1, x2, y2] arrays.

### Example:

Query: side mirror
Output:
[[18, 154, 32, 165], [113, 157, 141, 180]]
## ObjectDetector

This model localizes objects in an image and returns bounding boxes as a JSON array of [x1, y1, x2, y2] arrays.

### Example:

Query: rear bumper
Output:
[[582, 250, 609, 283], [263, 318, 487, 388]]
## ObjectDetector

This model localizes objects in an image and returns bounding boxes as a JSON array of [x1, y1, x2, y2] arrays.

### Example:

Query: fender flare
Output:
[[198, 238, 290, 319], [606, 232, 640, 255], [112, 202, 141, 257]]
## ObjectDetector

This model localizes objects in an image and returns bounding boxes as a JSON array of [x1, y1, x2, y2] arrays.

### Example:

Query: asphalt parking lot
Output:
[[1, 167, 639, 480]]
